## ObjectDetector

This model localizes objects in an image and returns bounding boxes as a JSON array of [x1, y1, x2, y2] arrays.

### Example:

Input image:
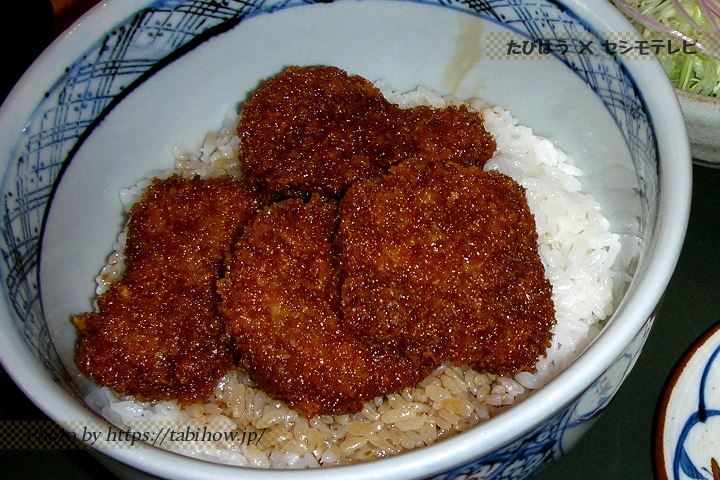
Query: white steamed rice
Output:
[[83, 85, 636, 468]]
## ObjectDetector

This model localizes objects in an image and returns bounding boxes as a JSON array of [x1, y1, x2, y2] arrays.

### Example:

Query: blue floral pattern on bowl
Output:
[[657, 323, 720, 480], [673, 343, 720, 479], [0, 0, 657, 478], [432, 317, 653, 479]]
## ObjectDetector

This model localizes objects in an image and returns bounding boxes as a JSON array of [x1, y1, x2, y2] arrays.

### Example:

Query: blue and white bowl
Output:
[[0, 0, 690, 478], [656, 323, 720, 480]]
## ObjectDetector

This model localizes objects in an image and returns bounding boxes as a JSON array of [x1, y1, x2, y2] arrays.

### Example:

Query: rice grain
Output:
[[83, 85, 636, 468]]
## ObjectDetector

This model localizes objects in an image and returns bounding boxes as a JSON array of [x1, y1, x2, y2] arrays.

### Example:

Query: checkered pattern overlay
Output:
[[483, 31, 660, 61], [0, 420, 269, 450], [0, 421, 86, 450]]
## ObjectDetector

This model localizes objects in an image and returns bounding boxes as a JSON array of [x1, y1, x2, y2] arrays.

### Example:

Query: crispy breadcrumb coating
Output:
[[337, 160, 555, 375], [73, 175, 260, 403], [238, 66, 495, 198], [218, 194, 426, 416]]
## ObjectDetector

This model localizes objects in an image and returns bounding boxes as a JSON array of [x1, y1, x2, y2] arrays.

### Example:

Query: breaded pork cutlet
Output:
[[337, 160, 555, 375], [218, 194, 426, 416], [73, 175, 260, 403], [238, 65, 495, 198]]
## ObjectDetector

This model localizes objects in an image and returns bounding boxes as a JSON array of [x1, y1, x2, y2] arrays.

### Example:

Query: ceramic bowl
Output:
[[0, 0, 691, 478], [655, 323, 720, 480], [677, 90, 720, 167]]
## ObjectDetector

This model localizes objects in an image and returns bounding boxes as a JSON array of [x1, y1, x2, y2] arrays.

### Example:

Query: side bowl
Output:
[[677, 89, 720, 167], [0, 0, 691, 478]]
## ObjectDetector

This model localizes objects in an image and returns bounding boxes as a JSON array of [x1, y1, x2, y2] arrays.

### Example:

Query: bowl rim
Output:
[[653, 322, 720, 480], [0, 0, 692, 478]]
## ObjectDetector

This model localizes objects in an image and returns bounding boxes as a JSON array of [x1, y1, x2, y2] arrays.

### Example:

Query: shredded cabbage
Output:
[[612, 0, 720, 97]]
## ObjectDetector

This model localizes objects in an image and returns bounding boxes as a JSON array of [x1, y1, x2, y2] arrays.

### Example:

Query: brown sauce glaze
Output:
[[75, 67, 554, 415], [238, 66, 496, 198], [337, 160, 556, 375], [73, 175, 261, 403], [218, 195, 427, 416]]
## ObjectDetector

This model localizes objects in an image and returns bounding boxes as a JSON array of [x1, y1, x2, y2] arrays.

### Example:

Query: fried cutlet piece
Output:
[[218, 194, 426, 416], [337, 160, 555, 375], [238, 65, 495, 198], [74, 270, 231, 403], [73, 175, 260, 403]]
